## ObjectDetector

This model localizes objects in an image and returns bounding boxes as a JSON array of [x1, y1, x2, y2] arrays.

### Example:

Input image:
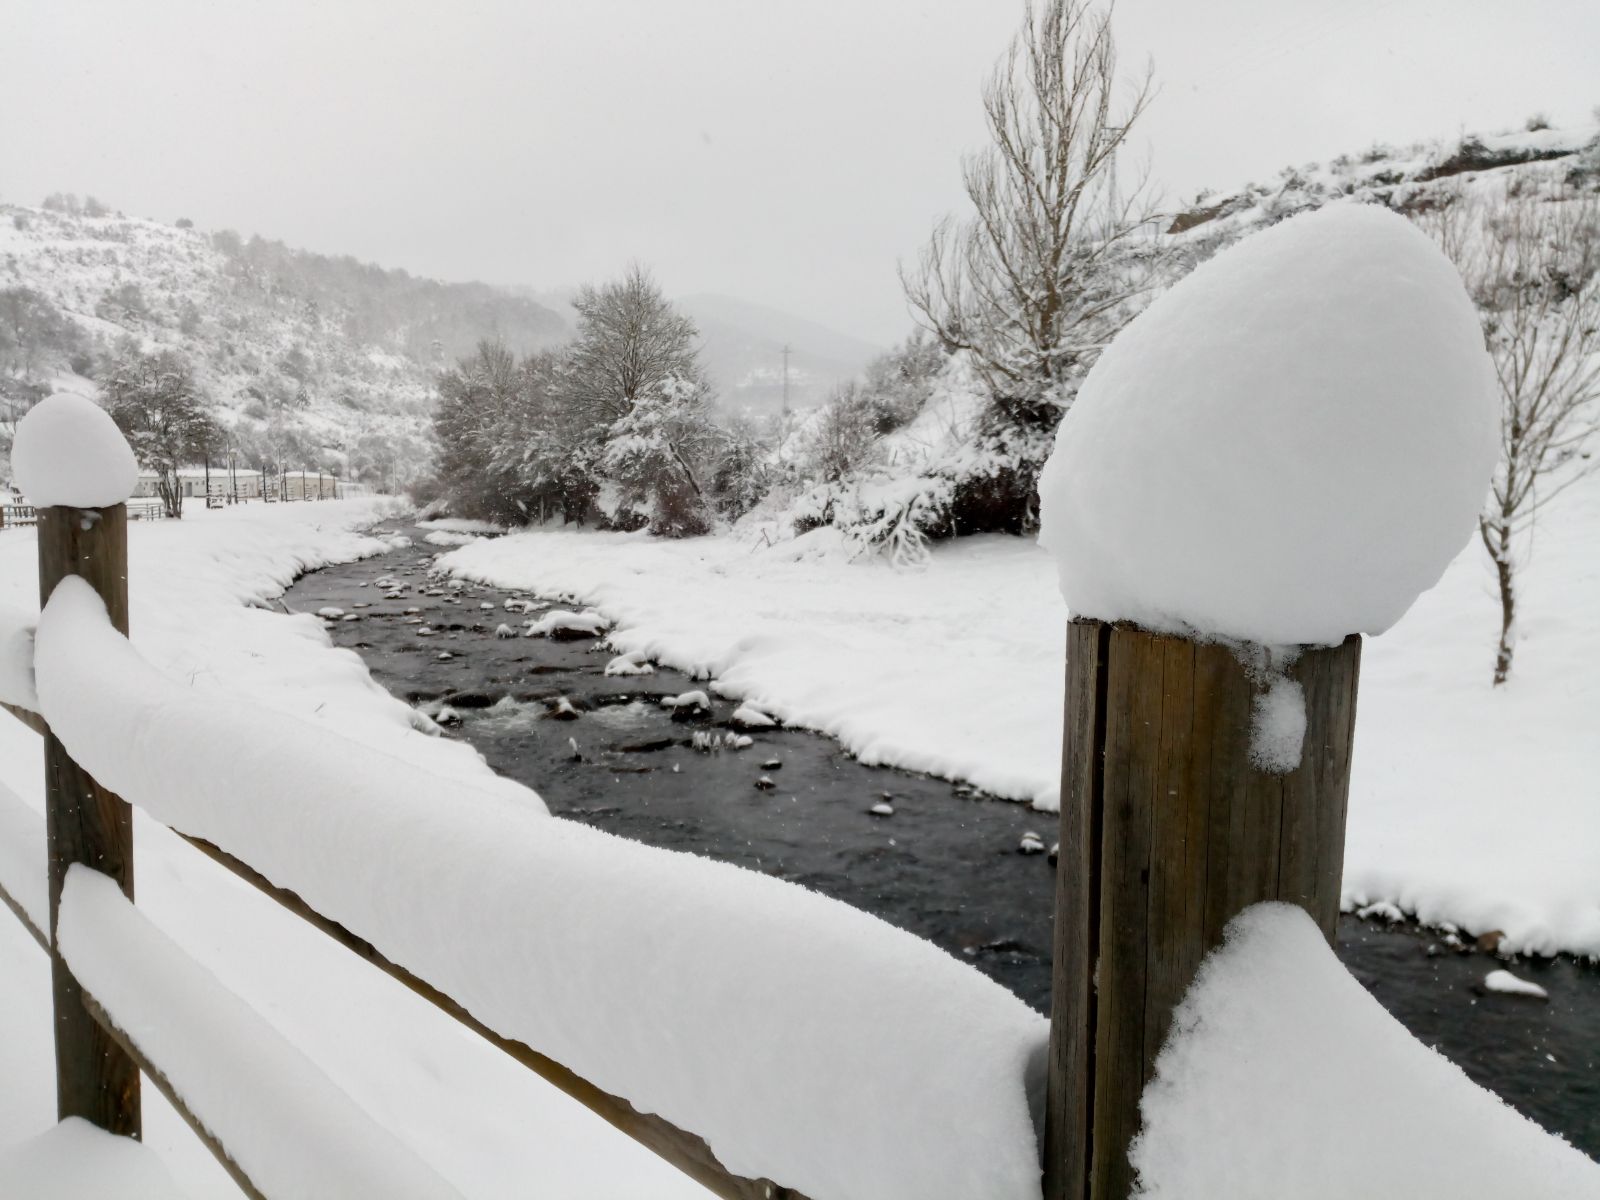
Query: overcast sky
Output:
[[2, 0, 1595, 345]]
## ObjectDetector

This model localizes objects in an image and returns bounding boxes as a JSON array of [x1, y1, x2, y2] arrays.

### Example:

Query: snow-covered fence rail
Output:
[[0, 397, 1045, 1200], [0, 503, 40, 529]]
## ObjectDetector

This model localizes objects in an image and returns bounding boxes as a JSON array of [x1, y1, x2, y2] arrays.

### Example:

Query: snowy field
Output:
[[440, 465, 1600, 960], [0, 500, 713, 1198]]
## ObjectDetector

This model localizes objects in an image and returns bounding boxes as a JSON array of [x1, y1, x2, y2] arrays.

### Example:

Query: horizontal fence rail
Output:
[[0, 498, 845, 1199], [1, 698, 813, 1199]]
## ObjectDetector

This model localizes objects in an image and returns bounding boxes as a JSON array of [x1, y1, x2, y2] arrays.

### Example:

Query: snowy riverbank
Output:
[[437, 470, 1600, 960]]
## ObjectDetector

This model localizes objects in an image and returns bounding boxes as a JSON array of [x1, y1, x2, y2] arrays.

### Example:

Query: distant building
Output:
[[134, 467, 264, 500], [132, 467, 366, 502]]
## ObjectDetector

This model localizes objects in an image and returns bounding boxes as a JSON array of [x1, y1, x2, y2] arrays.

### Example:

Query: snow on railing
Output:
[[56, 867, 467, 1200], [32, 576, 1046, 1200], [0, 396, 1047, 1200]]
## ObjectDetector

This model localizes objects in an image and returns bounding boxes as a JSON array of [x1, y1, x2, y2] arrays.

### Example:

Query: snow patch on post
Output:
[[11, 393, 138, 510], [1248, 676, 1306, 774], [1038, 203, 1499, 647]]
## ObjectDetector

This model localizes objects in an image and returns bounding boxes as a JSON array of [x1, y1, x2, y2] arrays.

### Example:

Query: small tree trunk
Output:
[[1480, 516, 1516, 687], [1492, 526, 1515, 687]]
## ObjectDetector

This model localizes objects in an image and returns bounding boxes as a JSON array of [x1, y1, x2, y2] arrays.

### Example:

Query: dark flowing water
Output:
[[286, 529, 1599, 1159]]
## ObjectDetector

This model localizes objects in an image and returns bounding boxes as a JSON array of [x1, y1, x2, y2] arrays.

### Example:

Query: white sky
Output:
[[2, 0, 1594, 345]]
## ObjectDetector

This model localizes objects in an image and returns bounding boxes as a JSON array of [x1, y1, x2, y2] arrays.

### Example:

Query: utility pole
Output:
[[780, 344, 791, 418]]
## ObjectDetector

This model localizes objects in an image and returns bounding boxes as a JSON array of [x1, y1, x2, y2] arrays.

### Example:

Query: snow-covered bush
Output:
[[799, 383, 882, 484], [707, 416, 774, 522], [599, 375, 721, 537]]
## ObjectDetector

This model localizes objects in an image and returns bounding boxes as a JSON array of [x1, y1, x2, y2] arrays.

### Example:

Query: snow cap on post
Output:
[[1038, 202, 1499, 646], [12, 393, 139, 510]]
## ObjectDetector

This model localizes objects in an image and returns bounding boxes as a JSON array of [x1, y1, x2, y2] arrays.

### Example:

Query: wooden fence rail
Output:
[[0, 499, 1363, 1200]]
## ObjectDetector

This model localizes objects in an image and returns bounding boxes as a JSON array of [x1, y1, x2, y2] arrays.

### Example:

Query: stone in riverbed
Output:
[[1480, 968, 1549, 1001], [1018, 831, 1046, 855]]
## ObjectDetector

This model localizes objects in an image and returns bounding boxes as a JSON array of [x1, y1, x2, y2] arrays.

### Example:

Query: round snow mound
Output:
[[12, 393, 139, 509], [1038, 203, 1498, 646]]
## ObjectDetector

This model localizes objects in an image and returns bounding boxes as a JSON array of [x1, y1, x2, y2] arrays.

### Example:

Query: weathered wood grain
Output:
[[1045, 619, 1361, 1200], [37, 503, 140, 1138]]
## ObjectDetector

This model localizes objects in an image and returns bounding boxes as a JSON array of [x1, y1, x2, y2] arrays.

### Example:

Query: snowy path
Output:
[[438, 475, 1600, 959]]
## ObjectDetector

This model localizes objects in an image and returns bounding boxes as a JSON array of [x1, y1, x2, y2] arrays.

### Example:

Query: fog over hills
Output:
[[675, 293, 883, 416]]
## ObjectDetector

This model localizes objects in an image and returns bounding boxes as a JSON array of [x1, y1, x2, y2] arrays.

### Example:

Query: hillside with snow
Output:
[[0, 201, 567, 487], [1164, 120, 1598, 262], [743, 117, 1600, 558]]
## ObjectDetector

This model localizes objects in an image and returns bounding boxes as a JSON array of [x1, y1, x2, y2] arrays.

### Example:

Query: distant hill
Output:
[[675, 293, 882, 416], [0, 203, 567, 487]]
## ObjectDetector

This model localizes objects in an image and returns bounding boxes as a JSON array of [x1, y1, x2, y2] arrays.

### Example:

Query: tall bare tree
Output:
[[901, 0, 1156, 441], [564, 264, 701, 424], [1425, 182, 1600, 684]]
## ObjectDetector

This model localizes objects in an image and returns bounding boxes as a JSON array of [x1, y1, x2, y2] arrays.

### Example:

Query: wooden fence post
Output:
[[37, 502, 141, 1137], [1043, 617, 1360, 1200]]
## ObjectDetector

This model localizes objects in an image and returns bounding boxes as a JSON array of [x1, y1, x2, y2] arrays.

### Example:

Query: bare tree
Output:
[[564, 264, 701, 424], [1425, 182, 1600, 684], [901, 0, 1156, 437], [101, 348, 220, 518], [802, 383, 882, 484]]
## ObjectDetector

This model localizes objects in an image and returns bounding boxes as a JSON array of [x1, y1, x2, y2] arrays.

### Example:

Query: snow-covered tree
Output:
[[901, 0, 1158, 530], [100, 349, 220, 517], [802, 383, 883, 484], [564, 265, 701, 425], [600, 375, 722, 536], [708, 415, 773, 522]]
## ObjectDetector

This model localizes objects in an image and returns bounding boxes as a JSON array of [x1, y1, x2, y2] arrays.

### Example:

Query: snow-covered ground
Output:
[[0, 499, 713, 1198], [440, 465, 1600, 959]]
